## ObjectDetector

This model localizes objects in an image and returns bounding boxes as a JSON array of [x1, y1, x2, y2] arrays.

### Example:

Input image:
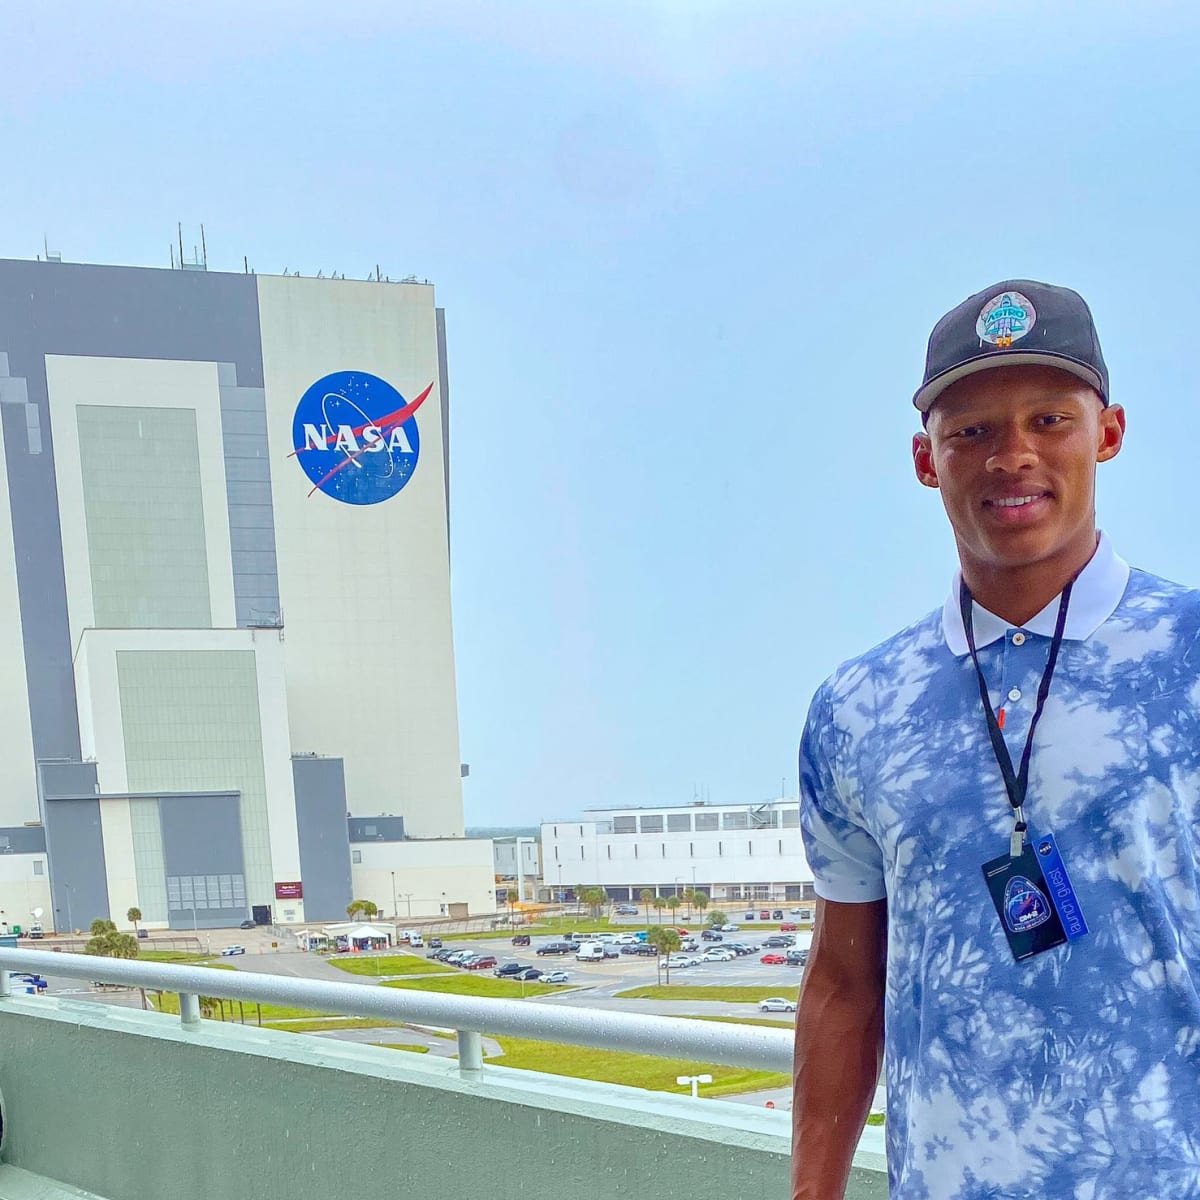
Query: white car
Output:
[[720, 923, 741, 932], [220, 945, 246, 956], [759, 997, 797, 1013], [613, 933, 640, 945], [701, 949, 732, 962], [542, 970, 570, 984], [664, 954, 691, 968]]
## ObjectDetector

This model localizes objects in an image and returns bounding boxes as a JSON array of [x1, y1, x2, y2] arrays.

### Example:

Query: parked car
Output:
[[761, 953, 786, 965], [786, 949, 810, 967], [514, 967, 543, 981], [466, 956, 497, 971], [542, 970, 570, 984], [701, 930, 723, 942], [701, 949, 731, 962], [613, 933, 640, 945], [536, 942, 573, 956], [759, 996, 797, 1012], [759, 910, 771, 920], [603, 945, 620, 959], [664, 954, 691, 969], [726, 943, 753, 955], [762, 935, 795, 948], [136, 929, 149, 939], [744, 912, 756, 921], [771, 910, 785, 920], [426, 948, 444, 958], [614, 905, 639, 915], [619, 943, 641, 955], [632, 944, 658, 956], [494, 961, 525, 977], [445, 951, 475, 965], [220, 945, 246, 956], [239, 918, 257, 929], [680, 939, 699, 951], [720, 923, 740, 932], [780, 922, 799, 932], [511, 934, 531, 946], [428, 937, 443, 949]]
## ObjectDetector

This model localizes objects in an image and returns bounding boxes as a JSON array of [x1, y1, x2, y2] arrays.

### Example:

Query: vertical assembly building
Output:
[[0, 256, 491, 932]]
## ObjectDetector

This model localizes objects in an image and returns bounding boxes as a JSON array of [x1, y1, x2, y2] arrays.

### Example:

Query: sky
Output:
[[3, 1, 1200, 828]]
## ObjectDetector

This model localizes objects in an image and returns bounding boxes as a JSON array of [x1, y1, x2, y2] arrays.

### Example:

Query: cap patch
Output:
[[977, 291, 1036, 349]]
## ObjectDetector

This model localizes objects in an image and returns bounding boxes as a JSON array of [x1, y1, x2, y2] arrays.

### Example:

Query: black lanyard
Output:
[[959, 579, 1073, 856]]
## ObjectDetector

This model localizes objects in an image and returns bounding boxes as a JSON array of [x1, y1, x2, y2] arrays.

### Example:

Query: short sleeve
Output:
[[799, 681, 887, 903]]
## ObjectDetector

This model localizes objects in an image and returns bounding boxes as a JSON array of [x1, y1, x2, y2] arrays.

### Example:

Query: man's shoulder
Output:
[[815, 607, 946, 710], [1117, 566, 1200, 642]]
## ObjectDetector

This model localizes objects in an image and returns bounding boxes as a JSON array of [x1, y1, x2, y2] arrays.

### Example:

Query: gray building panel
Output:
[[435, 307, 451, 547], [159, 792, 247, 929], [0, 826, 47, 854], [42, 799, 109, 932], [348, 816, 407, 844], [293, 757, 352, 922]]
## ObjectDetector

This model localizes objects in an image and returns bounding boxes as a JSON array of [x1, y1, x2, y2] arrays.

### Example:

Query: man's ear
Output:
[[913, 432, 939, 489], [1097, 403, 1126, 464]]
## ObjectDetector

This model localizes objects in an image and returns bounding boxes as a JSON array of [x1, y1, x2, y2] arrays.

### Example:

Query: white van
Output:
[[575, 941, 606, 962], [409, 933, 424, 948]]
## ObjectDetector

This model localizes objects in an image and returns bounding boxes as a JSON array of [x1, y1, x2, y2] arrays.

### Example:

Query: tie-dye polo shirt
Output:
[[799, 535, 1200, 1199]]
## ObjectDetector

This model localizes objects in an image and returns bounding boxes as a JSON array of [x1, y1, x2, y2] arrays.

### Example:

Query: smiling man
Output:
[[791, 281, 1200, 1200]]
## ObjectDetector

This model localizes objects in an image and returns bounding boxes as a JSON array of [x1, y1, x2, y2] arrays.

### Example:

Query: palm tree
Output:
[[639, 888, 654, 922], [652, 895, 666, 923], [127, 906, 142, 936], [693, 891, 709, 921], [579, 887, 608, 919], [665, 895, 682, 921], [646, 926, 682, 982], [682, 888, 696, 919]]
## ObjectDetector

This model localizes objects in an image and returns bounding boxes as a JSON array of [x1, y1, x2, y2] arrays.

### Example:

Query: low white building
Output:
[[350, 833, 496, 920], [493, 836, 541, 901], [541, 799, 815, 906]]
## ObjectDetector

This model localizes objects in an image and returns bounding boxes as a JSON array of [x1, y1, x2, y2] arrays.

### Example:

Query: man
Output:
[[791, 280, 1200, 1200]]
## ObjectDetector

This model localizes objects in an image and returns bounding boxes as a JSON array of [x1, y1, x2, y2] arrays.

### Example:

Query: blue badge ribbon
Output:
[[1033, 832, 1089, 941]]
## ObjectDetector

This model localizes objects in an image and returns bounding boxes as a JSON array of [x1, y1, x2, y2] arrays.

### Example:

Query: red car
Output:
[[759, 910, 770, 920], [675, 929, 689, 936], [466, 955, 497, 970], [780, 922, 798, 932], [761, 953, 786, 964]]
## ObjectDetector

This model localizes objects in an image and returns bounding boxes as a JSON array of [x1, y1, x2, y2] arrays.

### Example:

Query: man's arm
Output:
[[791, 896, 887, 1200]]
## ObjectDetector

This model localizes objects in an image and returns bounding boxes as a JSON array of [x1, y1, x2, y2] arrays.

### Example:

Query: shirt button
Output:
[[1011, 632, 1026, 646], [1008, 688, 1022, 702]]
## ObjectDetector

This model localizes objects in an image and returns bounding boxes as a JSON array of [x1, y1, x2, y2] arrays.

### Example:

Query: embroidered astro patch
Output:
[[977, 291, 1036, 348], [982, 844, 1067, 961]]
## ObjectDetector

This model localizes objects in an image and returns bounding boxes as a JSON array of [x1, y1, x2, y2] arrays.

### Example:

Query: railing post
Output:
[[179, 993, 201, 1026], [457, 1029, 483, 1073], [0, 970, 10, 998]]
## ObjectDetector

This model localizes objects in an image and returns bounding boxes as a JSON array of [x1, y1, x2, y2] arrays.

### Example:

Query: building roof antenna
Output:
[[200, 223, 208, 268]]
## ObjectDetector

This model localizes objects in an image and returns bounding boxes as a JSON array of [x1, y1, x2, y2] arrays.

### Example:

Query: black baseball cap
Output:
[[913, 279, 1109, 413]]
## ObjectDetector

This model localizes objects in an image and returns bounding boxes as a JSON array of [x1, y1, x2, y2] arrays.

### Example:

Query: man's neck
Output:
[[959, 531, 1100, 628]]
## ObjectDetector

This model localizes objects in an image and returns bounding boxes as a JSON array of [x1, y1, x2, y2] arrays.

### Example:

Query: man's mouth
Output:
[[983, 490, 1052, 509]]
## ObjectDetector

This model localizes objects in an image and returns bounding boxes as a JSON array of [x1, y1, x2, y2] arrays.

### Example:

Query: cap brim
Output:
[[912, 351, 1106, 413]]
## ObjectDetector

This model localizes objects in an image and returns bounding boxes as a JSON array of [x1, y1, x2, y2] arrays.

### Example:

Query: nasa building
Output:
[[0, 255, 494, 932]]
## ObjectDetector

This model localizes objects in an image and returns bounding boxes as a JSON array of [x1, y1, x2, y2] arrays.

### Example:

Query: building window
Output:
[[364, 824, 377, 837], [689, 842, 694, 856], [718, 842, 723, 857], [352, 850, 361, 864], [748, 841, 753, 855], [634, 845, 639, 858], [640, 815, 663, 833], [778, 840, 783, 856], [695, 812, 718, 832], [661, 843, 666, 857], [667, 813, 691, 833], [613, 816, 636, 834], [723, 812, 749, 830], [782, 808, 800, 829], [802, 882, 816, 900], [33, 859, 44, 876], [554, 846, 559, 860], [607, 846, 612, 859], [580, 846, 584, 859], [750, 808, 779, 828]]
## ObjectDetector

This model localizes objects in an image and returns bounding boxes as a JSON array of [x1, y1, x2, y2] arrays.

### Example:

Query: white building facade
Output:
[[541, 800, 815, 906], [0, 255, 492, 932]]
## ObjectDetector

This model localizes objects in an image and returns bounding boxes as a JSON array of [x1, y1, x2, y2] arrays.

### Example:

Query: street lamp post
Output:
[[676, 1073, 713, 1100], [391, 872, 397, 919], [404, 894, 413, 919]]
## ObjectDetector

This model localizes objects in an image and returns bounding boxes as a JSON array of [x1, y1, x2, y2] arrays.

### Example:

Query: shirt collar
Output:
[[942, 532, 1130, 656]]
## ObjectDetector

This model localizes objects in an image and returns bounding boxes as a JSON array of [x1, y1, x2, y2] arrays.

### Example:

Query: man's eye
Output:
[[1036, 414, 1065, 427], [956, 425, 987, 438]]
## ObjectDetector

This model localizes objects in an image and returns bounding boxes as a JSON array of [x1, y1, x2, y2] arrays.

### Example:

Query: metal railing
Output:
[[0, 948, 794, 1078]]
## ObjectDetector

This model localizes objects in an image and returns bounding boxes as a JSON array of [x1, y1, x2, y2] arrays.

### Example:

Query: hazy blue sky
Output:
[[4, 2, 1199, 827]]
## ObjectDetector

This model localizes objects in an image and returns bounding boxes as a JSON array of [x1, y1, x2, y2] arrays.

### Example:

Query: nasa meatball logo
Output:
[[289, 370, 433, 505]]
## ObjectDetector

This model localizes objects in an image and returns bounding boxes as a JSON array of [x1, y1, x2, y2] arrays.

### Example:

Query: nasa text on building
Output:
[[541, 800, 815, 906], [0, 254, 493, 931]]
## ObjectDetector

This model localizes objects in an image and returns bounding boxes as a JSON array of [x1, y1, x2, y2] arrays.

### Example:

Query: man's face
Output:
[[912, 365, 1126, 576]]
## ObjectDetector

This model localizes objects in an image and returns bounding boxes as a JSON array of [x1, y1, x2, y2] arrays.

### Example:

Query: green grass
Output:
[[382, 975, 560, 999], [137, 950, 218, 964], [689, 1015, 795, 1029], [263, 1017, 404, 1033], [866, 1113, 885, 1126], [486, 1036, 789, 1097], [152, 991, 334, 1022], [382, 1043, 431, 1054], [328, 955, 454, 976], [615, 984, 798, 1003]]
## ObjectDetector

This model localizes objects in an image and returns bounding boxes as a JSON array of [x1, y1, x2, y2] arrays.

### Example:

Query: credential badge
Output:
[[977, 291, 1036, 349], [1003, 875, 1052, 933]]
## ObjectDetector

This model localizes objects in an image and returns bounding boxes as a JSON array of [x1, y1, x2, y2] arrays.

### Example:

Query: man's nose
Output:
[[986, 424, 1038, 473]]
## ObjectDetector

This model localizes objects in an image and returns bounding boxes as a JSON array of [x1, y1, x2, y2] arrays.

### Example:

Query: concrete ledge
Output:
[[0, 996, 888, 1199], [0, 1165, 110, 1199]]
